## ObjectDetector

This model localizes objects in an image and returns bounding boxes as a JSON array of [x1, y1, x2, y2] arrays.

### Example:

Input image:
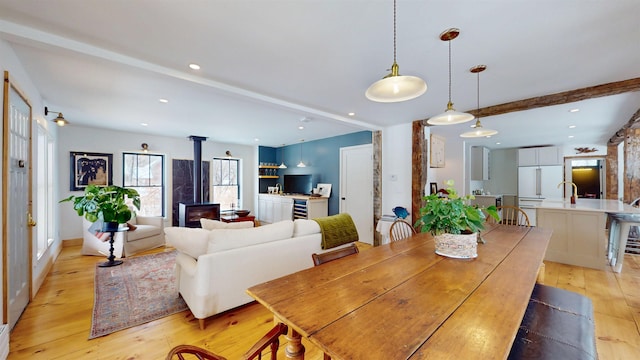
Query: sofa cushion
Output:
[[207, 220, 294, 253], [164, 227, 210, 259], [293, 219, 321, 237], [200, 218, 254, 230], [127, 224, 162, 242]]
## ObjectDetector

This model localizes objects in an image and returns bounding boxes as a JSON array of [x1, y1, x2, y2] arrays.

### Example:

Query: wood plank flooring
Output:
[[7, 244, 640, 359]]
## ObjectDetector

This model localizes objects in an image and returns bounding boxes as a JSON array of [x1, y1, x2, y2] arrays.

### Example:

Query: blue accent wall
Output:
[[259, 130, 372, 215]]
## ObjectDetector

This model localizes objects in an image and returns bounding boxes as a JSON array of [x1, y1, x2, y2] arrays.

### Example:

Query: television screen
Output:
[[284, 174, 313, 195]]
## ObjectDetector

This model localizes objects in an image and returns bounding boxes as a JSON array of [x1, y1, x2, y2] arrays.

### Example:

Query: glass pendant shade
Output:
[[297, 142, 306, 167], [428, 28, 474, 125], [278, 145, 287, 168], [460, 119, 498, 138], [459, 64, 498, 138], [366, 63, 427, 102], [365, 0, 426, 103], [428, 102, 475, 125]]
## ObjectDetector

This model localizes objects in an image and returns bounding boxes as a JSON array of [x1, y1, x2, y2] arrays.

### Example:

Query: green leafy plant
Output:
[[415, 180, 500, 235], [60, 184, 140, 224]]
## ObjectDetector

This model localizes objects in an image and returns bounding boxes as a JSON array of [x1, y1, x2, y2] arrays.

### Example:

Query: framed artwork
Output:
[[430, 182, 438, 195], [69, 152, 113, 191], [430, 134, 445, 168]]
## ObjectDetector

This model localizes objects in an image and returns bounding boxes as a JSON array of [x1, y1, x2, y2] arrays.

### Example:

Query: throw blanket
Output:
[[313, 213, 359, 249]]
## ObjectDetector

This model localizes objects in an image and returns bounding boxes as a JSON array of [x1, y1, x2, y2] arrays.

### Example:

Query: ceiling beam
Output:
[[417, 77, 640, 124], [608, 107, 640, 145]]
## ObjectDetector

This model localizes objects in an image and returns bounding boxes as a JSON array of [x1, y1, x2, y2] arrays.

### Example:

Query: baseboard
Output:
[[63, 238, 83, 247]]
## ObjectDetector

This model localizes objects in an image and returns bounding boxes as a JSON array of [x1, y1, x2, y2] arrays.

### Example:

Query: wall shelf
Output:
[[258, 175, 279, 179]]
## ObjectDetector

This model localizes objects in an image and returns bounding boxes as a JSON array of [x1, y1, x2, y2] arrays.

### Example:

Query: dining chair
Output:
[[311, 244, 359, 360], [312, 243, 359, 266], [166, 323, 288, 360], [389, 219, 417, 242], [494, 206, 531, 227]]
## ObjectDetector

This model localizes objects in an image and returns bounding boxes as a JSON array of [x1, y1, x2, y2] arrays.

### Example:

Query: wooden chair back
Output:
[[166, 323, 288, 360], [312, 243, 359, 266], [389, 219, 417, 242], [492, 206, 531, 227]]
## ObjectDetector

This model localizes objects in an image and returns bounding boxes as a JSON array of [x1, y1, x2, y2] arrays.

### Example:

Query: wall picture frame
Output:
[[430, 134, 446, 168], [430, 182, 438, 195], [70, 152, 113, 191]]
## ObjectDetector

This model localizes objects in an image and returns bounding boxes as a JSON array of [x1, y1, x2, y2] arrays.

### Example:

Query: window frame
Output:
[[122, 152, 166, 217], [212, 157, 241, 211]]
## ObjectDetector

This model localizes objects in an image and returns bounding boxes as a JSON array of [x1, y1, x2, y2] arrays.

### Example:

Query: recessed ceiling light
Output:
[[569, 108, 580, 113], [141, 123, 148, 126], [159, 98, 168, 103], [189, 63, 201, 70], [568, 125, 576, 129], [348, 112, 355, 116], [495, 142, 501, 145], [254, 138, 260, 142], [568, 135, 574, 138], [298, 126, 305, 130]]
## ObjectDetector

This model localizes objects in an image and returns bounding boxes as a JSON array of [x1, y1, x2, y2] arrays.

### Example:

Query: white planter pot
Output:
[[434, 232, 478, 259]]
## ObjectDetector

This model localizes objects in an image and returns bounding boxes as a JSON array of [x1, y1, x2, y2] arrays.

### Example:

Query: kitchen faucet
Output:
[[275, 183, 281, 194], [557, 181, 578, 204]]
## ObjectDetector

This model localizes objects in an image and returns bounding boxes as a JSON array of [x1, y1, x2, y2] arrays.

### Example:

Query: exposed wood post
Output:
[[412, 120, 428, 222], [606, 144, 619, 200], [372, 131, 382, 246]]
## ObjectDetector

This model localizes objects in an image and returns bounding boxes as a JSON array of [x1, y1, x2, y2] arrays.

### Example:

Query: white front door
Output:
[[3, 71, 32, 329], [339, 144, 373, 244]]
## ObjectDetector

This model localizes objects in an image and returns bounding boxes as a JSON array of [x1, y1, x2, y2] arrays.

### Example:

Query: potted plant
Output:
[[415, 180, 499, 259], [60, 184, 140, 232]]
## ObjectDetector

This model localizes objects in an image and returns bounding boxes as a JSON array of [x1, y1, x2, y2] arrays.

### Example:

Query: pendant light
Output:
[[278, 144, 288, 169], [297, 140, 306, 168], [460, 65, 498, 138], [427, 28, 475, 125], [365, 0, 427, 103]]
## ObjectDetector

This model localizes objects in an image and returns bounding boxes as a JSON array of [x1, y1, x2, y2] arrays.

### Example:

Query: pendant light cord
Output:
[[448, 40, 452, 103], [393, 0, 397, 63], [476, 68, 480, 117]]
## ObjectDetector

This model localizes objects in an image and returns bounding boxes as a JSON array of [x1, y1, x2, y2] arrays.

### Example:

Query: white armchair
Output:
[[81, 215, 165, 257]]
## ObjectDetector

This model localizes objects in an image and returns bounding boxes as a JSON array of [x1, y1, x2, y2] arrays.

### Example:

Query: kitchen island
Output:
[[536, 198, 640, 270]]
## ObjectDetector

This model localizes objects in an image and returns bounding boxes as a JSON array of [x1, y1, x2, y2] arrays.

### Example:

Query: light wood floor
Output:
[[7, 245, 640, 359]]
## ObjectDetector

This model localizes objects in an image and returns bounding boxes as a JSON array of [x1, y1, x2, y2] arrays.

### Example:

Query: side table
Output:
[[221, 215, 256, 226]]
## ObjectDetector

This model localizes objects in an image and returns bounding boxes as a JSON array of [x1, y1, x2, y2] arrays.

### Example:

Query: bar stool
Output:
[[607, 210, 640, 273]]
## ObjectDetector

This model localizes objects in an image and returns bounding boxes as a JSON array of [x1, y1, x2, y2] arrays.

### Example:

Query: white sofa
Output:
[[165, 218, 353, 329], [82, 215, 165, 257]]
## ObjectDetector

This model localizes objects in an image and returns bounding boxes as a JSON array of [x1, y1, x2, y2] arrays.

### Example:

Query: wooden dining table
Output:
[[246, 224, 551, 360]]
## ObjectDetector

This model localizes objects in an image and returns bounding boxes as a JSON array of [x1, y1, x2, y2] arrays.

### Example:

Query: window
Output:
[[123, 153, 165, 217], [36, 124, 54, 259], [212, 157, 240, 211]]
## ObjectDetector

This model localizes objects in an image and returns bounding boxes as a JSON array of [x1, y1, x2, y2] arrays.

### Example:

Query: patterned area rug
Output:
[[90, 250, 187, 339]]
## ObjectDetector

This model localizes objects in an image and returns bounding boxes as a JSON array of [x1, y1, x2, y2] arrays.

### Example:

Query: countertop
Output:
[[535, 198, 640, 214]]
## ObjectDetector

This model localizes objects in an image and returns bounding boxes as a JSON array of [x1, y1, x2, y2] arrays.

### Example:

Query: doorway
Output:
[[339, 144, 373, 244], [563, 157, 605, 199], [3, 71, 33, 329]]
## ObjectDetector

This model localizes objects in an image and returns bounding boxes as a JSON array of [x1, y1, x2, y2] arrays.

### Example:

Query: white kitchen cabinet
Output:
[[258, 194, 293, 224], [471, 146, 490, 180], [537, 208, 606, 270], [518, 146, 562, 166]]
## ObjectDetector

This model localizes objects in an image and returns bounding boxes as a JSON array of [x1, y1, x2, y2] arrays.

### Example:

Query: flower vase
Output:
[[434, 232, 478, 259]]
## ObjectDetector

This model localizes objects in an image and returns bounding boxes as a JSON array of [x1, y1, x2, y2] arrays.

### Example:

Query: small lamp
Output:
[[44, 106, 69, 126]]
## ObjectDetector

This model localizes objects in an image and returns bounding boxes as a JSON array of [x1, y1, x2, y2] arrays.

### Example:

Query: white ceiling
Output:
[[0, 0, 638, 148]]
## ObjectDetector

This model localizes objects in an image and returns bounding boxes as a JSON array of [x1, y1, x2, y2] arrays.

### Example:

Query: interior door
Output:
[[3, 71, 33, 329], [339, 144, 373, 244]]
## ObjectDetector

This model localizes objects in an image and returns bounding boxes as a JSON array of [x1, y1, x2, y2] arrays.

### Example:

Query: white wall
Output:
[[429, 127, 467, 195], [382, 123, 413, 220], [57, 125, 257, 240]]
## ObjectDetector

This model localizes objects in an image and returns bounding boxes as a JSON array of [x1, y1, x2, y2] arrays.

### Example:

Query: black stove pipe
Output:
[[189, 135, 207, 203]]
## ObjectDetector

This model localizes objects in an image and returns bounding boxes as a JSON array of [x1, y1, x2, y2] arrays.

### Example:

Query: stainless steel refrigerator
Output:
[[517, 165, 563, 226]]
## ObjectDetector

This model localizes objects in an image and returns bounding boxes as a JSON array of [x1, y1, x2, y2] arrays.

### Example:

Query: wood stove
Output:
[[179, 203, 220, 228]]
